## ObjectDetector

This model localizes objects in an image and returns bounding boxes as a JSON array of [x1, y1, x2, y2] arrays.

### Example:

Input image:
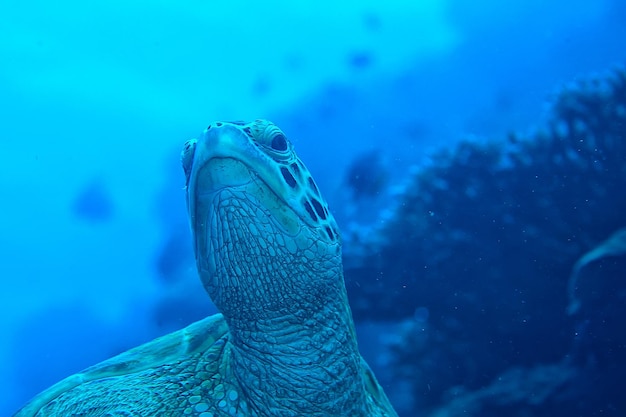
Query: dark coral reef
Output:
[[343, 66, 626, 416]]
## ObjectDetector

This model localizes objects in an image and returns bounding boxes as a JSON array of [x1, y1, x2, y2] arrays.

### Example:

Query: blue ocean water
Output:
[[1, 0, 625, 415]]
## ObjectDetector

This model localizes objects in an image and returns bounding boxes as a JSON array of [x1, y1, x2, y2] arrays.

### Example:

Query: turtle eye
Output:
[[271, 134, 288, 151], [250, 120, 292, 159]]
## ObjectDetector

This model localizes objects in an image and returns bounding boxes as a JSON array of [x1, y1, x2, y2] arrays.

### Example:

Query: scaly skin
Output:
[[14, 120, 397, 417]]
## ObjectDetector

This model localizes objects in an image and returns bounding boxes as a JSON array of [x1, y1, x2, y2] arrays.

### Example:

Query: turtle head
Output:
[[182, 120, 342, 322]]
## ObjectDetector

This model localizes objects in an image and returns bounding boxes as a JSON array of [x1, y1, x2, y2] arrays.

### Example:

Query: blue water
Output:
[[1, 0, 625, 415]]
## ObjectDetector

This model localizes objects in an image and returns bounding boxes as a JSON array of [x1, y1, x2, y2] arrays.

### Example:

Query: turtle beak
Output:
[[181, 138, 197, 188], [181, 137, 199, 259]]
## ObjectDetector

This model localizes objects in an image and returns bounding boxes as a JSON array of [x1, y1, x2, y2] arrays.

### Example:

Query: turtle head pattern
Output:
[[182, 119, 342, 322]]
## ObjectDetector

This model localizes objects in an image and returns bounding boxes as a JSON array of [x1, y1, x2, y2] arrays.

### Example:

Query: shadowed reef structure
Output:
[[343, 66, 626, 416]]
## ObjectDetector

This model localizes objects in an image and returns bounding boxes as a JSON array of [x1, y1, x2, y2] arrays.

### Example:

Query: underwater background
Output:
[[1, 0, 625, 415]]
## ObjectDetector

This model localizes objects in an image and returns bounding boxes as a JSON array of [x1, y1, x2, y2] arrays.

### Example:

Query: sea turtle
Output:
[[14, 119, 398, 416]]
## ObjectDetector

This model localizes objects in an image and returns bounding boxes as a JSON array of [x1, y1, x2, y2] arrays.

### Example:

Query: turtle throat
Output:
[[194, 181, 366, 413]]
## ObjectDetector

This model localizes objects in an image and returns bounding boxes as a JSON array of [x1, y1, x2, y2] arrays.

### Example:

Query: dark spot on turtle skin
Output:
[[325, 226, 335, 241], [308, 177, 319, 196], [280, 167, 297, 188], [311, 198, 326, 220], [106, 361, 133, 373], [363, 367, 381, 394], [303, 200, 317, 222], [215, 122, 222, 127], [291, 163, 301, 178], [271, 134, 288, 151], [243, 126, 253, 137], [186, 332, 209, 353]]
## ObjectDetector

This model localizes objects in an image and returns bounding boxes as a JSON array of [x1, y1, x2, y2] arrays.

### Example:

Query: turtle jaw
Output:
[[184, 125, 308, 311], [187, 157, 253, 287], [185, 124, 302, 242], [189, 164, 312, 320], [185, 125, 302, 262], [182, 120, 343, 320]]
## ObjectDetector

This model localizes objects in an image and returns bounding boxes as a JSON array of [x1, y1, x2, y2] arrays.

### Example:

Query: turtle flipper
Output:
[[14, 314, 228, 416], [360, 357, 399, 417]]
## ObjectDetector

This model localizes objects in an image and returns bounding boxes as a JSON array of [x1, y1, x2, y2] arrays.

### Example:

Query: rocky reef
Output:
[[343, 66, 626, 415]]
